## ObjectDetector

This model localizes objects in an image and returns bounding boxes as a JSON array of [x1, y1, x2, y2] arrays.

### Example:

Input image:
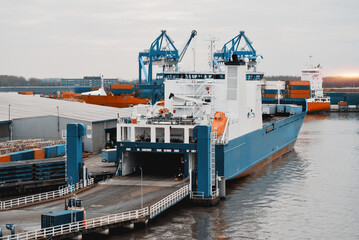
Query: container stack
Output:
[[263, 81, 286, 99], [110, 84, 134, 95], [286, 80, 311, 99], [0, 158, 65, 184]]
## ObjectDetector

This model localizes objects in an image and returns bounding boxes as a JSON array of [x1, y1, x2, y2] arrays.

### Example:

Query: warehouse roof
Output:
[[0, 92, 146, 122]]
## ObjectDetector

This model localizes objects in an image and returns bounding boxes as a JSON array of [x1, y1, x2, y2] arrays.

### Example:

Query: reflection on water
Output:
[[107, 112, 359, 240]]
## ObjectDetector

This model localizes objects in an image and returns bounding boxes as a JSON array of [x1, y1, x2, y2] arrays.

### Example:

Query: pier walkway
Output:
[[0, 176, 190, 239]]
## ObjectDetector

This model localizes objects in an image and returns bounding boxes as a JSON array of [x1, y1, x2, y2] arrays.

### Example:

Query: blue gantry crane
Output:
[[138, 30, 197, 85], [213, 31, 262, 71]]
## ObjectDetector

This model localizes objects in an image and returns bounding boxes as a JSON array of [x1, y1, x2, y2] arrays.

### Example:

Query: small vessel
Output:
[[81, 77, 150, 108], [115, 54, 306, 199]]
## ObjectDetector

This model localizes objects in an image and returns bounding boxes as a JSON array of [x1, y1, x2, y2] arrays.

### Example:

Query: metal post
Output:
[[70, 177, 73, 223], [139, 167, 143, 209], [8, 104, 12, 141], [57, 106, 60, 138]]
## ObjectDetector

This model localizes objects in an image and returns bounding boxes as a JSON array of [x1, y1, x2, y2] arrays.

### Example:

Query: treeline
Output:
[[322, 76, 359, 88], [266, 75, 359, 88], [0, 75, 61, 86], [1, 74, 358, 88]]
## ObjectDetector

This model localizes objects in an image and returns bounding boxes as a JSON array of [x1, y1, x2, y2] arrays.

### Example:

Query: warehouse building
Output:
[[61, 76, 118, 87], [0, 92, 140, 153]]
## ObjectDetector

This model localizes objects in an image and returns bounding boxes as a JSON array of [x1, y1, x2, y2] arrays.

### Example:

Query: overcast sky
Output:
[[1, 0, 358, 80]]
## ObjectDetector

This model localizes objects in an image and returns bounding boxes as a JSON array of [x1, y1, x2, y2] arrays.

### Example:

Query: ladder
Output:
[[210, 132, 217, 190]]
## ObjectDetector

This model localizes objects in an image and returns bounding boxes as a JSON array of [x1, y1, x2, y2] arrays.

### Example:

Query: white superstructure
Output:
[[301, 65, 324, 98], [301, 64, 330, 104], [117, 60, 264, 146]]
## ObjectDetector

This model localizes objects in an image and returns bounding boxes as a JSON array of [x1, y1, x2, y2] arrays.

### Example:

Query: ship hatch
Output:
[[123, 152, 185, 179]]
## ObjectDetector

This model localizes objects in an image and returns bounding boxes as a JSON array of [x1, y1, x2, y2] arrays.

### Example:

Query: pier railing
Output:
[[0, 178, 94, 210], [150, 184, 189, 218], [0, 184, 189, 240], [0, 208, 148, 240]]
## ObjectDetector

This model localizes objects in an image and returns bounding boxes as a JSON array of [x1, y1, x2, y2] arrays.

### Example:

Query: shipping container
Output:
[[44, 146, 57, 158], [338, 101, 348, 106], [110, 89, 134, 94], [288, 93, 311, 99], [286, 80, 310, 86], [276, 105, 285, 113], [74, 87, 92, 94], [111, 84, 133, 90], [20, 150, 35, 160], [8, 152, 22, 161], [288, 85, 311, 90], [0, 155, 11, 163], [33, 148, 45, 159], [54, 144, 66, 156], [263, 94, 284, 98], [41, 210, 84, 229], [264, 89, 286, 94], [101, 148, 117, 163], [285, 105, 302, 115], [262, 105, 277, 115], [288, 90, 311, 94]]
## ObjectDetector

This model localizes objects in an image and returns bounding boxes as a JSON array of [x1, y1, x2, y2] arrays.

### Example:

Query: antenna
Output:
[[309, 55, 312, 66], [192, 47, 196, 72], [205, 36, 218, 72]]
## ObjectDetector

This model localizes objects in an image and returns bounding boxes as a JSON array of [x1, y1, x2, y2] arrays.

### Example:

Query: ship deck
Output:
[[262, 114, 289, 126]]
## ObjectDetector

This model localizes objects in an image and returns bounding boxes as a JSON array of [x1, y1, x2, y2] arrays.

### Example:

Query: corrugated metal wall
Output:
[[92, 121, 117, 153], [10, 116, 109, 152], [0, 122, 10, 141]]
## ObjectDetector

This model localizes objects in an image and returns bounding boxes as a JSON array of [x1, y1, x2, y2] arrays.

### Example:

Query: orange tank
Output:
[[82, 93, 149, 108], [307, 102, 331, 112], [211, 112, 228, 138]]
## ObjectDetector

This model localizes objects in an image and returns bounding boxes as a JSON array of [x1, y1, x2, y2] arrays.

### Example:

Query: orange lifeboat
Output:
[[211, 112, 228, 138]]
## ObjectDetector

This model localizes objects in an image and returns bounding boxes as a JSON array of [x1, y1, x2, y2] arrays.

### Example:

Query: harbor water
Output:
[[105, 112, 359, 239]]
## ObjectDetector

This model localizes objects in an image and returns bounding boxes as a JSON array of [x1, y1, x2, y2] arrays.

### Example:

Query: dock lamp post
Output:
[[139, 167, 143, 209]]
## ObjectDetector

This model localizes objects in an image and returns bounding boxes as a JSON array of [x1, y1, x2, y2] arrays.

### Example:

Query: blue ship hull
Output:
[[216, 111, 306, 180]]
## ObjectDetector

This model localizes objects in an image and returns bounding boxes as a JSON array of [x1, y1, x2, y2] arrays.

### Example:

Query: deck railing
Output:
[[0, 178, 94, 210]]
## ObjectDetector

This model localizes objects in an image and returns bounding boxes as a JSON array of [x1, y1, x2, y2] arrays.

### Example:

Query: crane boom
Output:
[[178, 30, 197, 63]]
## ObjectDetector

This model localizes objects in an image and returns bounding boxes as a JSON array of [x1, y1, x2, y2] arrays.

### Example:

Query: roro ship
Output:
[[115, 55, 307, 199]]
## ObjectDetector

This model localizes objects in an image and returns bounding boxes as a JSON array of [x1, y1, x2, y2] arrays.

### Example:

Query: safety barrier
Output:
[[149, 184, 189, 218], [0, 178, 94, 210], [0, 184, 190, 240], [0, 208, 148, 240]]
